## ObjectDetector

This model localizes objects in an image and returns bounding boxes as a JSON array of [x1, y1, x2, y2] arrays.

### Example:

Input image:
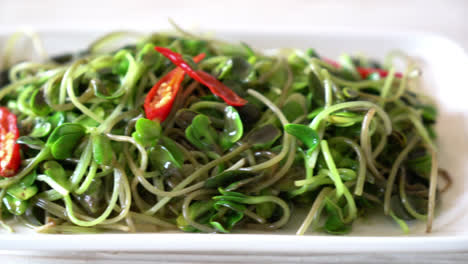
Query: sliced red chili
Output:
[[192, 70, 247, 106], [0, 107, 21, 178], [144, 53, 205, 121], [155, 47, 247, 107], [323, 58, 402, 79], [356, 67, 403, 79], [154, 47, 199, 80], [322, 58, 341, 68]]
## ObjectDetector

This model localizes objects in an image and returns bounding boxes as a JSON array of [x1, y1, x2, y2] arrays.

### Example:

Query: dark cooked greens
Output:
[[0, 29, 446, 235]]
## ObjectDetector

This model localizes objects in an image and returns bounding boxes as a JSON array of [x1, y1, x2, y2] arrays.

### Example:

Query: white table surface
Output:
[[1, 250, 468, 264], [0, 0, 467, 263], [1, 0, 467, 49]]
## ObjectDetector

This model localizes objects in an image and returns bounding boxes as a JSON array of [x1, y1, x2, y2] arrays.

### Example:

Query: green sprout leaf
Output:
[[135, 118, 161, 140], [180, 39, 210, 57], [76, 107, 105, 127], [176, 200, 215, 232], [29, 118, 52, 138], [75, 178, 104, 215], [418, 104, 437, 124], [246, 124, 281, 147], [306, 48, 320, 58], [282, 94, 307, 122], [337, 168, 357, 181], [46, 123, 87, 159], [328, 111, 364, 127], [48, 111, 66, 128], [323, 199, 351, 235], [210, 200, 246, 233], [92, 134, 114, 165], [213, 188, 249, 203], [149, 145, 182, 174], [38, 161, 71, 195], [406, 153, 432, 179], [160, 136, 185, 167], [6, 171, 38, 201], [220, 106, 243, 150], [324, 213, 351, 235], [185, 114, 219, 151], [132, 118, 162, 148], [19, 171, 38, 188], [2, 194, 29, 216], [17, 85, 36, 116], [17, 136, 45, 149], [30, 89, 51, 116], [112, 50, 130, 76], [216, 56, 253, 82], [284, 124, 319, 150], [204, 170, 256, 189], [137, 43, 161, 67], [256, 189, 276, 220], [6, 184, 38, 201]]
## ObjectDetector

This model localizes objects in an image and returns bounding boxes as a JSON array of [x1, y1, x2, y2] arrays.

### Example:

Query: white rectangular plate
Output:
[[0, 28, 468, 254]]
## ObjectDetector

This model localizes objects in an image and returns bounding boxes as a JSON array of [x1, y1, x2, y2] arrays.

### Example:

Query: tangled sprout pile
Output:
[[0, 30, 448, 234]]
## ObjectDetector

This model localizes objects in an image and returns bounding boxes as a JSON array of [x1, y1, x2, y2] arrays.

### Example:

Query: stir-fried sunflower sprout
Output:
[[0, 28, 449, 235]]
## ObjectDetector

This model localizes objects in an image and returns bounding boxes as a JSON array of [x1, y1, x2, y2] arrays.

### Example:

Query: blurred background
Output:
[[0, 0, 467, 49]]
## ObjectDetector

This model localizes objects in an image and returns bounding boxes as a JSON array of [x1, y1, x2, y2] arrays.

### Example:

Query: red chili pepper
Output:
[[144, 53, 205, 121], [356, 67, 403, 79], [323, 58, 341, 68], [323, 58, 402, 79], [0, 107, 21, 178], [154, 47, 247, 107]]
